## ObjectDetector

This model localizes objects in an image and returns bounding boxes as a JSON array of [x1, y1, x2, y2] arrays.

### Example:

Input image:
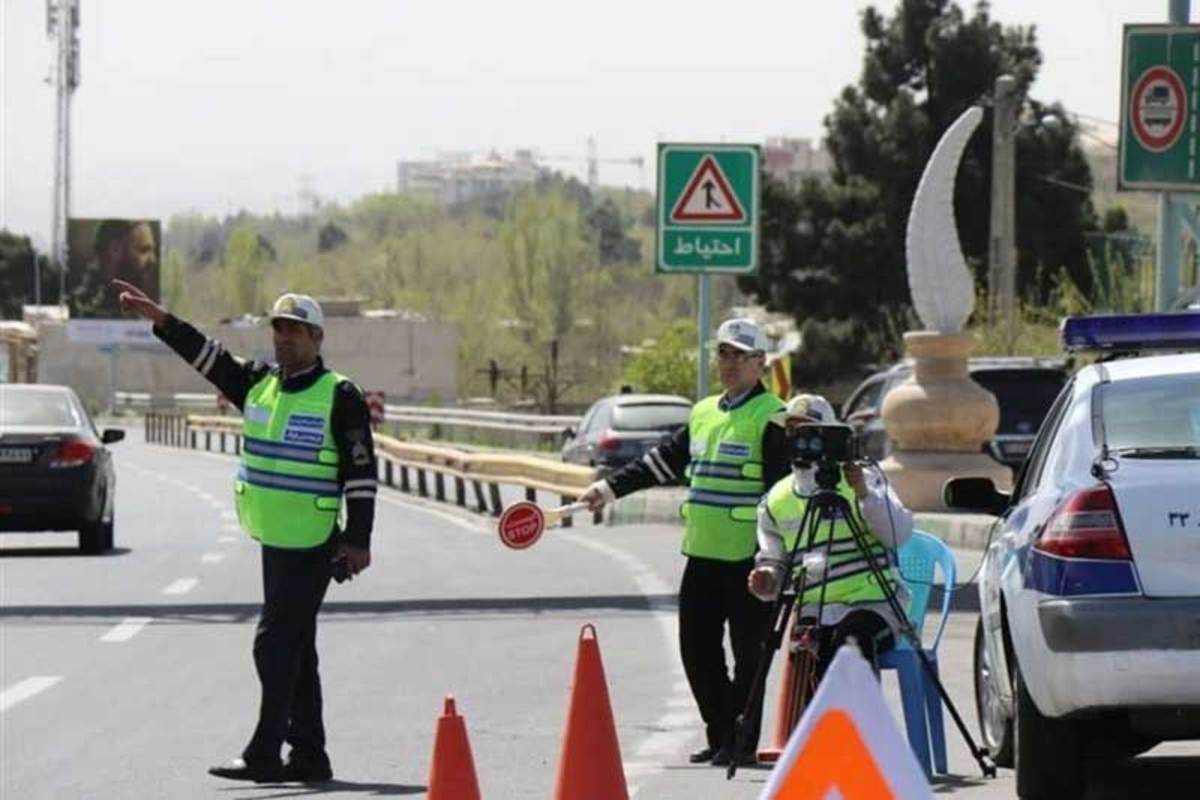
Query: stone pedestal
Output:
[[880, 331, 1011, 511]]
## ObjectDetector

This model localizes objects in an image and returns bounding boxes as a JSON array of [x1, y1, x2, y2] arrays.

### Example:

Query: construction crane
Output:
[[539, 137, 645, 192]]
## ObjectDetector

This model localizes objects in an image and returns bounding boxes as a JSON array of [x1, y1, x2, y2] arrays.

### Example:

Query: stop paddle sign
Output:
[[498, 501, 545, 550]]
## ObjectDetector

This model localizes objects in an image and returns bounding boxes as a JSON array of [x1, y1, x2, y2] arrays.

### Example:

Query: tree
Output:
[[223, 223, 273, 315], [740, 0, 1098, 368], [586, 198, 641, 265], [0, 231, 40, 319], [622, 320, 707, 399]]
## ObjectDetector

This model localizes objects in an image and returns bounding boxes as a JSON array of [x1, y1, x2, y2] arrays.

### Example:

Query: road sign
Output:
[[657, 143, 759, 273], [497, 501, 544, 550], [1120, 24, 1200, 191]]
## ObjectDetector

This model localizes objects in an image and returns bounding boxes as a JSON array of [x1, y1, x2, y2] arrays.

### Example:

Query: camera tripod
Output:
[[726, 461, 997, 780]]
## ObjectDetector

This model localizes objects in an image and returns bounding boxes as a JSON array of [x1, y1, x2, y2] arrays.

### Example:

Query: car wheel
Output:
[[79, 518, 113, 554], [973, 618, 1014, 766], [1015, 665, 1083, 799]]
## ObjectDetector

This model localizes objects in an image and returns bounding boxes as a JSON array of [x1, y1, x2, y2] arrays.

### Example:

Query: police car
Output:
[[945, 311, 1200, 800]]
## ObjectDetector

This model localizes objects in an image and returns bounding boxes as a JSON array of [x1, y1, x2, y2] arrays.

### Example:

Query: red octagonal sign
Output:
[[498, 501, 545, 550], [1130, 66, 1188, 153]]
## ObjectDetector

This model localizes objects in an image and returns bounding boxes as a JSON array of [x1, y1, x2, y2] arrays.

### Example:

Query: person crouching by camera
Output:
[[746, 394, 913, 681]]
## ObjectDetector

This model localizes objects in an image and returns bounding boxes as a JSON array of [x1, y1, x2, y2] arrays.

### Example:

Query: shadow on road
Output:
[[223, 778, 426, 797], [0, 546, 133, 558], [0, 593, 682, 625], [1085, 754, 1200, 798]]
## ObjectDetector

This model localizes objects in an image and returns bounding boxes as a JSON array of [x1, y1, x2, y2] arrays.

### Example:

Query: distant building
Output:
[[397, 149, 545, 205], [762, 137, 832, 187]]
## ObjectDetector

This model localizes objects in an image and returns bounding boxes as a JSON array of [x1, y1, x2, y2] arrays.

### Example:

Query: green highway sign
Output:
[[1120, 24, 1200, 191], [656, 143, 759, 273]]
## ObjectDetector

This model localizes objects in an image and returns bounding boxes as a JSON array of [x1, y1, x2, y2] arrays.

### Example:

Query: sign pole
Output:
[[1157, 0, 1190, 309], [697, 274, 710, 400]]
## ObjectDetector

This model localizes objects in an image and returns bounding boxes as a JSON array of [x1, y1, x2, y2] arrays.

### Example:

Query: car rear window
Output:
[[0, 388, 83, 428], [611, 403, 690, 431], [972, 370, 1066, 435], [1102, 374, 1200, 450]]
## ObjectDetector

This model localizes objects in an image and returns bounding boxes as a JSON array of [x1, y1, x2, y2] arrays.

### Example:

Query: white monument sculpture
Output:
[[880, 106, 1011, 511]]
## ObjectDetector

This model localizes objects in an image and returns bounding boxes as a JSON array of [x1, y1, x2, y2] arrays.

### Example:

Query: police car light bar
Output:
[[1060, 311, 1200, 352]]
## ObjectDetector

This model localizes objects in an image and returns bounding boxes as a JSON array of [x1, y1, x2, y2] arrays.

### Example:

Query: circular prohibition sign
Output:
[[1130, 65, 1188, 153], [497, 500, 545, 550]]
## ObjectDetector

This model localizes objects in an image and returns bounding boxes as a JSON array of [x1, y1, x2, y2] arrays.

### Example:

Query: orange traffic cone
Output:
[[759, 610, 819, 764], [553, 624, 629, 800], [427, 695, 482, 800]]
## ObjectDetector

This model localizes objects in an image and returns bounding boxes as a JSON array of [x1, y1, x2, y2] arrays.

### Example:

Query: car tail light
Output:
[[50, 439, 96, 468], [597, 430, 621, 451], [1035, 484, 1131, 560]]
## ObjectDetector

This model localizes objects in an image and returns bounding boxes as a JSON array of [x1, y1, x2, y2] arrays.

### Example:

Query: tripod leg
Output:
[[839, 497, 998, 778]]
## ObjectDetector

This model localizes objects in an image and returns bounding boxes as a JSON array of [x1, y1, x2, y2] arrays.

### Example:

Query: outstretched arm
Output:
[[114, 279, 268, 410]]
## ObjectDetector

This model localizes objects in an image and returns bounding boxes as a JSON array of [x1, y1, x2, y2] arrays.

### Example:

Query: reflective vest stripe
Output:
[[690, 462, 749, 479], [238, 465, 341, 496], [686, 488, 765, 507], [243, 436, 325, 463]]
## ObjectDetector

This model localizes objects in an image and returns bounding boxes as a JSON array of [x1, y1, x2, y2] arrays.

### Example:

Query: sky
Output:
[[2, 0, 1195, 248]]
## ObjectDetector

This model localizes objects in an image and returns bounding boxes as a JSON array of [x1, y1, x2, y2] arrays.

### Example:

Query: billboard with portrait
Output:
[[66, 218, 161, 319]]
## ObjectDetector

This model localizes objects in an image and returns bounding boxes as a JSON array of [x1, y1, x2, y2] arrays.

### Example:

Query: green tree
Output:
[[222, 224, 272, 315], [622, 320, 714, 400], [741, 0, 1098, 369], [0, 232, 40, 318]]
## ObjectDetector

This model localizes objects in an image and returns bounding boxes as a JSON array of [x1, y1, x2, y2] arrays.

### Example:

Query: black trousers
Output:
[[801, 608, 895, 684], [678, 556, 772, 753], [242, 542, 333, 767]]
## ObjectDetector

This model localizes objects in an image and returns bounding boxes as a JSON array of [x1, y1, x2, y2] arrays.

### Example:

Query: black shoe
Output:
[[207, 758, 283, 783], [282, 758, 333, 783], [688, 745, 719, 764], [711, 747, 757, 767]]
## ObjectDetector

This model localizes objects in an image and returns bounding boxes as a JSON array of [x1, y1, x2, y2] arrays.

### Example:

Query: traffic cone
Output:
[[759, 607, 816, 763], [552, 624, 629, 800], [427, 695, 482, 800]]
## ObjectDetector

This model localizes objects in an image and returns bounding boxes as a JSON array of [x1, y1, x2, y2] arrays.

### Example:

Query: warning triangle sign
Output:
[[670, 155, 746, 223], [758, 645, 932, 800]]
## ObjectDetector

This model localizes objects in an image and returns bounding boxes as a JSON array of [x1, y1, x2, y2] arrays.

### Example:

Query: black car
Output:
[[841, 357, 1070, 473], [0, 384, 124, 553], [562, 393, 691, 474]]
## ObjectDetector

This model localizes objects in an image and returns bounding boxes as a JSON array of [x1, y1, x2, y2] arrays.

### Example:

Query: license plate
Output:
[[0, 447, 34, 463]]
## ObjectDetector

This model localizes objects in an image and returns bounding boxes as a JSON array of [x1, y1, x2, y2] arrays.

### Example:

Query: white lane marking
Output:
[[0, 677, 63, 712], [221, 523, 241, 533], [201, 552, 225, 564], [197, 492, 214, 502], [556, 531, 693, 792], [375, 492, 488, 534], [220, 511, 237, 522], [100, 617, 152, 643], [163, 578, 198, 595], [217, 536, 238, 544]]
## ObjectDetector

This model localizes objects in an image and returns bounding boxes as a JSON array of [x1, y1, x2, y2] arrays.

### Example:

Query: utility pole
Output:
[[988, 74, 1018, 348], [47, 0, 81, 306], [586, 136, 599, 193]]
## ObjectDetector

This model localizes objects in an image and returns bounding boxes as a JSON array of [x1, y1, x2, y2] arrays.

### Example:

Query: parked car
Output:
[[562, 393, 691, 475], [841, 357, 1070, 473], [945, 312, 1200, 799], [0, 384, 124, 553]]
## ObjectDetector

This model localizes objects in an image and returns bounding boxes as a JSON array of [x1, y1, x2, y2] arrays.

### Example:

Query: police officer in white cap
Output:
[[114, 280, 376, 784], [579, 317, 789, 766]]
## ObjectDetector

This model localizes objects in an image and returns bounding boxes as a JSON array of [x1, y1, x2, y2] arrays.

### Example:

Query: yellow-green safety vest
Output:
[[236, 370, 344, 548], [763, 476, 900, 605], [680, 390, 783, 561]]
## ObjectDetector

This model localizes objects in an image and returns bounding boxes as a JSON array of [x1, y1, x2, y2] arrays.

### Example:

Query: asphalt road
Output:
[[3, 430, 1198, 799]]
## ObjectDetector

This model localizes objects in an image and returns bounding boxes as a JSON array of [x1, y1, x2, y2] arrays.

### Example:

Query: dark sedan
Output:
[[562, 393, 691, 475], [0, 384, 124, 553]]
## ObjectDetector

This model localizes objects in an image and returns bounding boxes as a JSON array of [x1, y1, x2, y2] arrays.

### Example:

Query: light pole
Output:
[[47, 0, 80, 306], [988, 75, 1018, 349]]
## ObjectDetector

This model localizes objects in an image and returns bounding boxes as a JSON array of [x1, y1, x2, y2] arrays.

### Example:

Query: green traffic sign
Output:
[[1120, 24, 1200, 191], [656, 143, 759, 273]]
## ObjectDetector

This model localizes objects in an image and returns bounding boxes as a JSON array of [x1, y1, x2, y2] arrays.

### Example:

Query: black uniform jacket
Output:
[[605, 382, 790, 506], [154, 314, 377, 548]]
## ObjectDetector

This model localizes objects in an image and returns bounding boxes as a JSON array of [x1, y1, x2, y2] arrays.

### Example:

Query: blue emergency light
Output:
[[1059, 311, 1200, 352]]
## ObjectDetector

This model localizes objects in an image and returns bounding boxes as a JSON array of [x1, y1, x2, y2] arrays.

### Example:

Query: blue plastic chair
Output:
[[878, 530, 956, 777]]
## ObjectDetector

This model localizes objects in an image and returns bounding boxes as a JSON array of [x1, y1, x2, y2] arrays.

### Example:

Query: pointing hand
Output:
[[112, 279, 167, 326]]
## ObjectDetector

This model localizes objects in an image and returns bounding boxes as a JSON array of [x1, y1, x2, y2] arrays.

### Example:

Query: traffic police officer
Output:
[[580, 317, 789, 766], [115, 280, 376, 784], [747, 394, 913, 680]]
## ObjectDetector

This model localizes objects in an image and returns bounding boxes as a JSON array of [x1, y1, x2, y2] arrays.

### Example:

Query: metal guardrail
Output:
[[123, 393, 581, 448], [145, 413, 600, 526]]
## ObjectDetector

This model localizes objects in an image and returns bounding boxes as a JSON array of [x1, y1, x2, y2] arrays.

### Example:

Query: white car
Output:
[[946, 312, 1200, 800]]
